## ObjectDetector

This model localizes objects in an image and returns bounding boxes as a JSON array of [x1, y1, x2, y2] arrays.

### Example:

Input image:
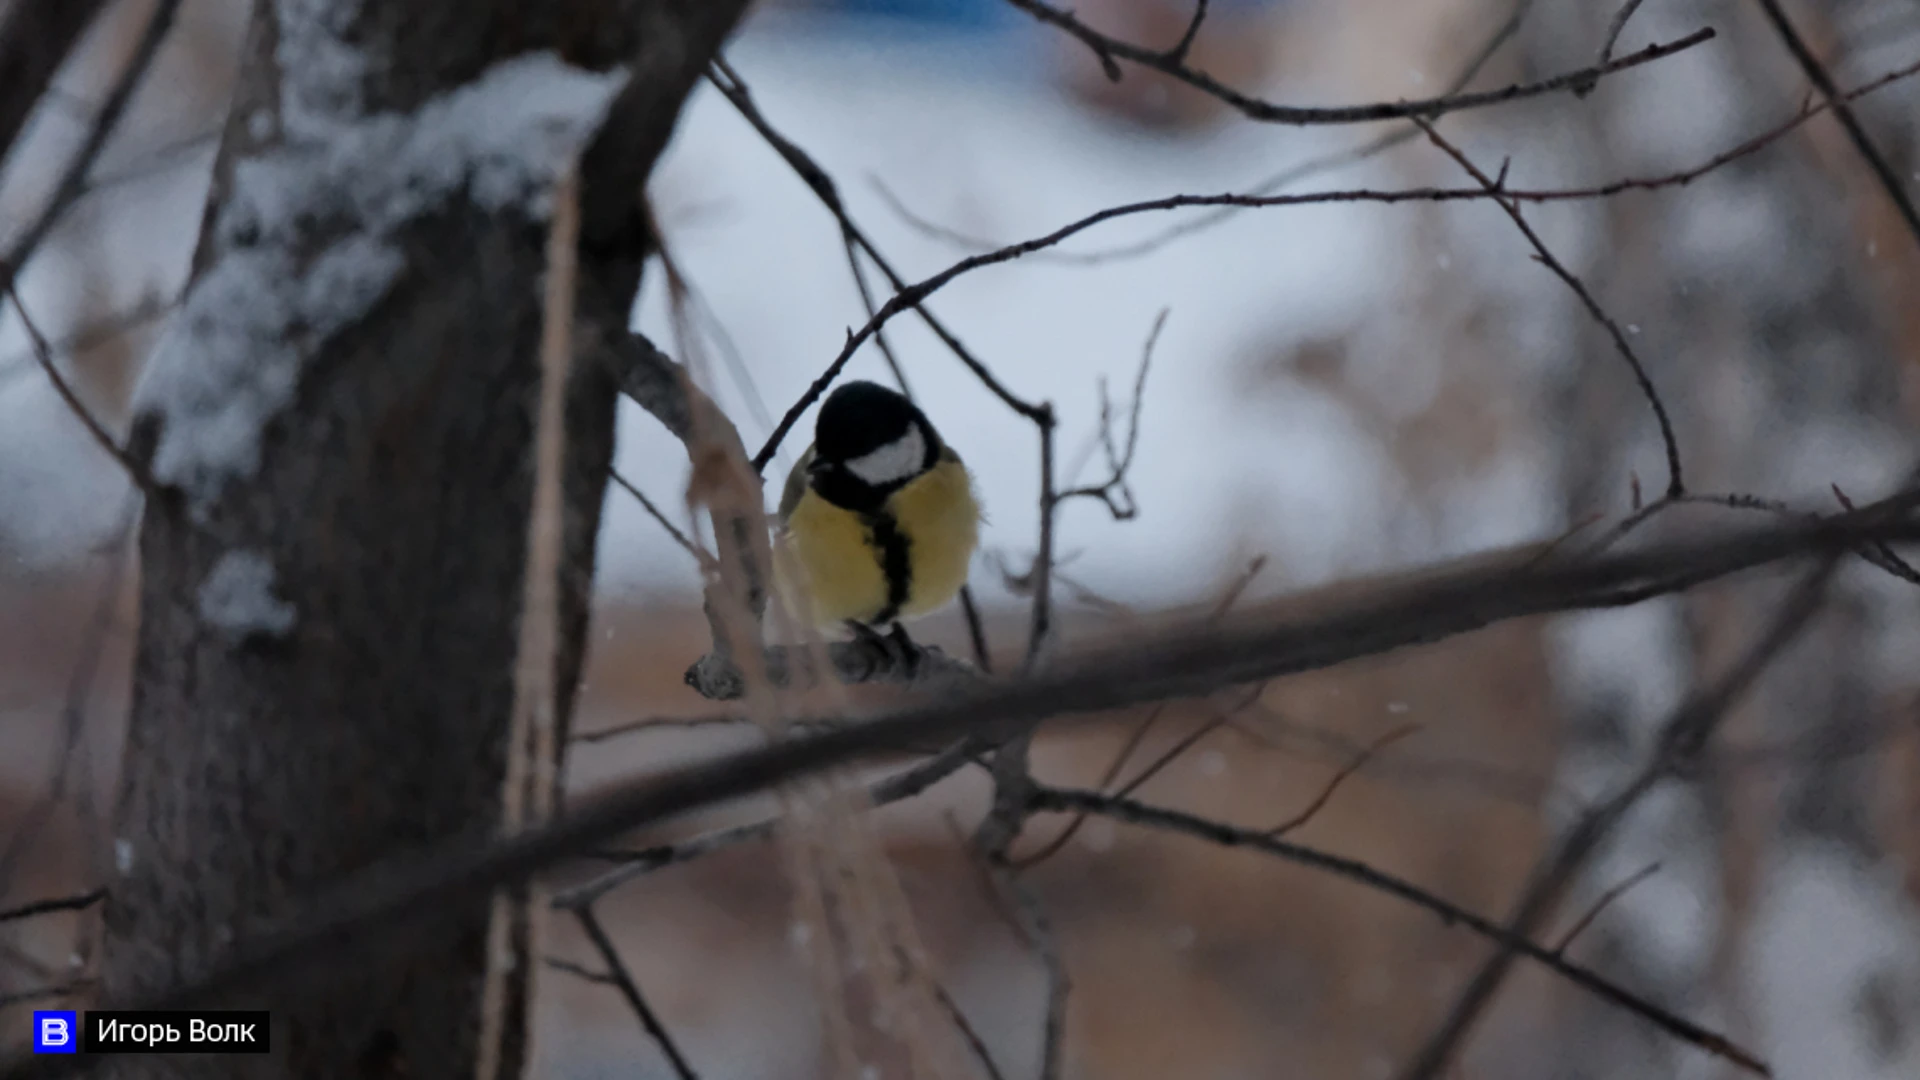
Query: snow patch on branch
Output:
[[139, 236, 405, 511], [132, 51, 628, 516], [198, 550, 297, 639], [225, 52, 629, 245]]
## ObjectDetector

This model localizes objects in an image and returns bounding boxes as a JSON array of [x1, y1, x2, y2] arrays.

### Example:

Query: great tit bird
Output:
[[775, 381, 981, 641]]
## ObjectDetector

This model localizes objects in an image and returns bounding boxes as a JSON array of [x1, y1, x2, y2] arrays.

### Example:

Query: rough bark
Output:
[[100, 2, 750, 1078]]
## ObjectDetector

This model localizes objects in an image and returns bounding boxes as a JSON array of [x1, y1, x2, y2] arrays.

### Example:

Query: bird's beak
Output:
[[806, 457, 832, 479]]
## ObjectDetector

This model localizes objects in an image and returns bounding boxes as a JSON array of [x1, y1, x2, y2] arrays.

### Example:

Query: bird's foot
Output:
[[886, 623, 924, 679], [844, 620, 923, 680], [845, 619, 888, 652]]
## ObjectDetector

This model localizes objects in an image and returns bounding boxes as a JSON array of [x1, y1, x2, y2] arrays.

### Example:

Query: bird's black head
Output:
[[807, 381, 940, 511]]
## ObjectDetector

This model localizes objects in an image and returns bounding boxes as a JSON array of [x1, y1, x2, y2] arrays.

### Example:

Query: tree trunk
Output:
[[100, 1, 749, 1077]]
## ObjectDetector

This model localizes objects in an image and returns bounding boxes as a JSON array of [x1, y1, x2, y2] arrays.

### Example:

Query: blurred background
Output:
[[5, 0, 1920, 1076]]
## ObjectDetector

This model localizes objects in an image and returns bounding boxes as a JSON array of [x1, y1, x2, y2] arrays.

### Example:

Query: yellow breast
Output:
[[777, 456, 980, 627], [887, 457, 981, 619]]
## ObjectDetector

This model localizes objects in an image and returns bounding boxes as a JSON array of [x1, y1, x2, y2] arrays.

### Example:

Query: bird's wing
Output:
[[938, 443, 986, 524], [777, 444, 814, 524]]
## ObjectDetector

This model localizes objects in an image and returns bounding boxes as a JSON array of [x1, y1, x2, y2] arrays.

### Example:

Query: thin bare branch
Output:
[[0, 293, 175, 389], [1010, 555, 1269, 867], [0, 889, 104, 924], [0, 0, 182, 300], [781, 49, 1920, 438], [1598, 0, 1650, 65], [1751, 0, 1920, 252], [705, 57, 1046, 478], [1012, 703, 1169, 871], [1113, 710, 1232, 794], [1059, 310, 1163, 517], [551, 735, 986, 910], [1004, 0, 1713, 126], [7, 285, 150, 491], [569, 714, 749, 744], [1064, 687, 1263, 824], [991, 865, 1068, 1080], [75, 125, 221, 199], [1029, 785, 1767, 1076], [474, 160, 583, 1080], [1266, 723, 1420, 836], [1072, 687, 1261, 824], [881, 0, 1539, 266], [611, 467, 710, 569], [1166, 0, 1210, 64], [1582, 485, 1920, 588], [1829, 483, 1920, 585], [929, 975, 1009, 1080], [573, 906, 700, 1080], [842, 229, 915, 398], [715, 54, 1007, 672], [1552, 861, 1662, 954], [1027, 406, 1060, 668], [872, 51, 1920, 280], [1414, 117, 1684, 499], [543, 956, 617, 987], [958, 585, 994, 675], [691, 74, 1072, 644]]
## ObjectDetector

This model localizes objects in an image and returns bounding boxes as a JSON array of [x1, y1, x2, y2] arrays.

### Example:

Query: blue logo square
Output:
[[32, 1010, 77, 1054]]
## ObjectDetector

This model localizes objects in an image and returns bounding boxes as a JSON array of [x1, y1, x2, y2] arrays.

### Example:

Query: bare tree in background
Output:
[[1495, 1, 1920, 1074]]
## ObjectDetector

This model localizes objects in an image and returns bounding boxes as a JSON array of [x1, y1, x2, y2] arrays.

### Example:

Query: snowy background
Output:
[[1, 0, 1556, 608]]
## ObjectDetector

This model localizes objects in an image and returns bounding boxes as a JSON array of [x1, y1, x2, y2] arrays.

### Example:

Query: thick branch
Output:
[[4, 499, 1910, 1079], [595, 330, 693, 441], [683, 636, 981, 701]]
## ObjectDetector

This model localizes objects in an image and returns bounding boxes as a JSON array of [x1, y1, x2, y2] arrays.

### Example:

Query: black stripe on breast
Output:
[[864, 509, 913, 625]]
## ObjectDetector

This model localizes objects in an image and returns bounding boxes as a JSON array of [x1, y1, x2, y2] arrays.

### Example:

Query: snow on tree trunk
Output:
[[99, 1, 748, 1077]]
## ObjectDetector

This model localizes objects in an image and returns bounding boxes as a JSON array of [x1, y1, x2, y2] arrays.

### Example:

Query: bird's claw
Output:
[[887, 623, 924, 679], [845, 620, 923, 680]]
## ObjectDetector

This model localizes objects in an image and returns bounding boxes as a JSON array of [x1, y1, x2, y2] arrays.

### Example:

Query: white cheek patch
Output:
[[844, 426, 927, 486]]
